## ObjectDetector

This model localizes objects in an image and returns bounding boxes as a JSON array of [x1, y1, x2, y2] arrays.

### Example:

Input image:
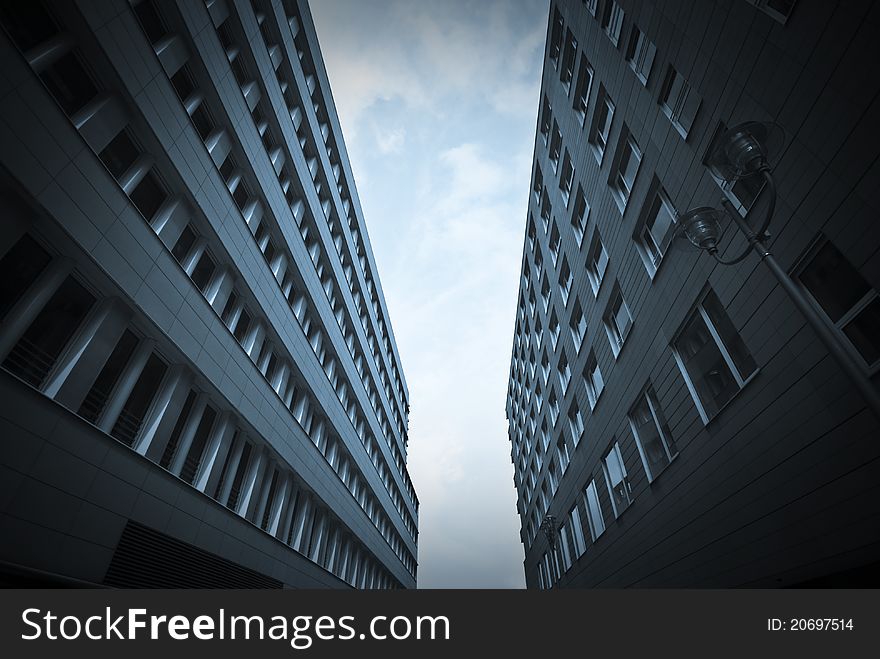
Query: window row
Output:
[[141, 0, 418, 516], [0, 231, 410, 585], [193, 0, 417, 512], [272, 0, 411, 432]]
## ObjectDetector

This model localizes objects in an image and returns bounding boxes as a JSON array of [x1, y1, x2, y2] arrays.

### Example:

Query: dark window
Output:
[[0, 234, 52, 322], [226, 441, 252, 510], [232, 179, 249, 210], [78, 329, 139, 423], [171, 225, 196, 264], [260, 470, 279, 530], [233, 308, 251, 343], [263, 239, 276, 266], [169, 67, 196, 102], [39, 51, 98, 116], [216, 21, 235, 52], [129, 170, 167, 220], [799, 240, 880, 366], [221, 291, 238, 325], [132, 0, 167, 44], [219, 155, 237, 182], [191, 104, 214, 140], [261, 128, 274, 151], [0, 2, 59, 52], [98, 131, 140, 180], [159, 389, 197, 469], [231, 56, 249, 85], [265, 352, 278, 383], [180, 404, 217, 484], [110, 353, 167, 446], [190, 251, 216, 293], [211, 430, 239, 500], [2, 276, 95, 388]]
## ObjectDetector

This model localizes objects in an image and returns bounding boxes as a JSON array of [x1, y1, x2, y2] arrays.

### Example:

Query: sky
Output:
[[310, 0, 548, 588]]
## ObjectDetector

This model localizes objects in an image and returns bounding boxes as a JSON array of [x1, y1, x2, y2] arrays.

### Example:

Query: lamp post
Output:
[[677, 122, 880, 422]]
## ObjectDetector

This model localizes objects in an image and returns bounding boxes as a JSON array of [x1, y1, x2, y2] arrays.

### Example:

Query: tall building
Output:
[[0, 0, 417, 588], [507, 0, 880, 588]]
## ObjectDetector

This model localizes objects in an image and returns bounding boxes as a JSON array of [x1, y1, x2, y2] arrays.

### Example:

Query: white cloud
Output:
[[374, 125, 406, 154]]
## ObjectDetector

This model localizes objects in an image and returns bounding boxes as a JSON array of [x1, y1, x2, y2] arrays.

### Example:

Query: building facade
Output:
[[0, 0, 417, 588], [507, 0, 880, 588]]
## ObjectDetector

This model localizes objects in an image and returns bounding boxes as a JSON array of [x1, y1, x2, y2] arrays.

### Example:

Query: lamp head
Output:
[[678, 207, 725, 252], [706, 121, 783, 181]]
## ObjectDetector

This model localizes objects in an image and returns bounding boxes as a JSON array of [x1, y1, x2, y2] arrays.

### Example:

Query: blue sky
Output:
[[311, 0, 548, 588]]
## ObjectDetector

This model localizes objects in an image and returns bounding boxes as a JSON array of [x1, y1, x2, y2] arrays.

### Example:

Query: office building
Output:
[[0, 0, 417, 588], [507, 0, 880, 587]]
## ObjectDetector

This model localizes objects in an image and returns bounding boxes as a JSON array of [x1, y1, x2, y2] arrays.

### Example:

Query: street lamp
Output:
[[676, 121, 880, 421]]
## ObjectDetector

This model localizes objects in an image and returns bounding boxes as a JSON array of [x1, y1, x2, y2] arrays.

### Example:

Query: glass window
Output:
[[559, 150, 574, 206], [589, 89, 614, 162], [171, 225, 196, 264], [585, 350, 604, 409], [98, 131, 140, 180], [629, 385, 677, 482], [170, 67, 196, 103], [2, 276, 95, 388], [129, 170, 167, 220], [191, 104, 214, 140], [601, 0, 625, 46], [557, 350, 571, 394], [539, 96, 552, 145], [602, 441, 632, 517], [549, 309, 560, 349], [233, 307, 251, 344], [221, 290, 239, 326], [798, 239, 880, 368], [548, 8, 564, 68], [559, 257, 572, 307], [541, 273, 551, 313], [559, 29, 577, 92], [572, 54, 593, 126], [179, 405, 218, 485], [586, 228, 609, 296], [190, 251, 216, 293], [636, 184, 678, 276], [0, 2, 59, 52], [660, 65, 701, 138], [78, 329, 139, 423], [570, 186, 589, 246], [557, 435, 570, 472], [568, 506, 586, 558], [611, 131, 641, 210], [0, 234, 52, 322], [232, 179, 250, 210], [548, 388, 559, 426], [567, 403, 583, 443], [110, 353, 167, 446], [569, 298, 586, 349], [625, 24, 656, 84], [584, 480, 606, 541], [548, 121, 562, 172], [133, 0, 167, 44], [549, 223, 560, 266], [604, 284, 633, 357], [673, 288, 758, 421], [159, 389, 197, 469], [39, 51, 98, 117], [558, 520, 573, 572]]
